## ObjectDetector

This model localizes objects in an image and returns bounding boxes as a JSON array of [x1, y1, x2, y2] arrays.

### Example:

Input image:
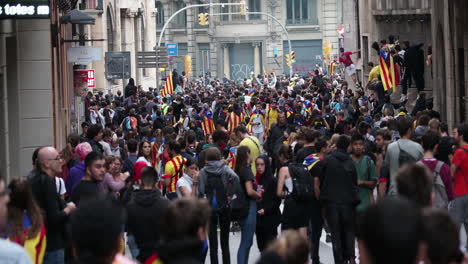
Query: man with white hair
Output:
[[28, 146, 76, 264]]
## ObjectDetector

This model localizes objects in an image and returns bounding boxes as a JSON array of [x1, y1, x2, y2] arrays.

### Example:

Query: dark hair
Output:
[[422, 209, 463, 264], [457, 123, 468, 142], [440, 122, 449, 133], [205, 147, 222, 161], [396, 163, 432, 207], [278, 144, 293, 162], [138, 140, 152, 158], [375, 129, 392, 141], [86, 124, 103, 140], [7, 178, 43, 244], [315, 137, 328, 153], [233, 125, 249, 135], [140, 166, 158, 187], [70, 195, 123, 264], [336, 135, 351, 151], [234, 146, 251, 175], [421, 130, 440, 152], [104, 156, 122, 171], [397, 117, 413, 137], [351, 133, 364, 143], [161, 198, 211, 241], [212, 130, 228, 144], [185, 156, 197, 168], [417, 114, 431, 126], [299, 127, 316, 143], [167, 140, 182, 154], [85, 151, 105, 169], [357, 197, 422, 264], [127, 139, 138, 153], [32, 146, 45, 166]]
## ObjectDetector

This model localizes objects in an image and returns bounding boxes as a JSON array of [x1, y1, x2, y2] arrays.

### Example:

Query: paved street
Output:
[[206, 229, 335, 264]]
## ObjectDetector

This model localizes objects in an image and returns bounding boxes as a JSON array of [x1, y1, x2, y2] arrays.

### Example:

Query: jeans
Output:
[[324, 203, 356, 264], [310, 200, 324, 264], [237, 200, 257, 264], [209, 212, 231, 264], [253, 132, 264, 145], [449, 195, 468, 250], [126, 234, 140, 260], [44, 249, 65, 264]]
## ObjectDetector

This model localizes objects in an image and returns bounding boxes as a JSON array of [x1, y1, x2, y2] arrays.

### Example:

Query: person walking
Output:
[[235, 146, 262, 264], [320, 135, 359, 264]]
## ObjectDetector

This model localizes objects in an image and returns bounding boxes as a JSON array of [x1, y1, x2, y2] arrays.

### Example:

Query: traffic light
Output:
[[240, 0, 246, 16], [290, 51, 296, 64], [285, 54, 291, 67], [198, 13, 204, 26], [204, 13, 209, 25]]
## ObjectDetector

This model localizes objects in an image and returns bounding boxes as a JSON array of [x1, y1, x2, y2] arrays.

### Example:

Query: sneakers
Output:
[[400, 94, 407, 103]]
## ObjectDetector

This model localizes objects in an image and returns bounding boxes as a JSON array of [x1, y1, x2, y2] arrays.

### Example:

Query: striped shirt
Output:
[[163, 155, 185, 193]]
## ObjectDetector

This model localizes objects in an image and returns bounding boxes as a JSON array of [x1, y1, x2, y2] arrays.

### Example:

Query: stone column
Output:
[[253, 42, 261, 75], [123, 10, 137, 81], [184, 0, 195, 77], [223, 44, 230, 79], [134, 13, 143, 85]]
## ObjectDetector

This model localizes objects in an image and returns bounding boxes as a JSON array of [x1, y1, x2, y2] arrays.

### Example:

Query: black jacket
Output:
[[28, 171, 68, 251], [256, 176, 281, 229], [126, 189, 169, 262], [319, 150, 359, 205], [158, 239, 203, 264]]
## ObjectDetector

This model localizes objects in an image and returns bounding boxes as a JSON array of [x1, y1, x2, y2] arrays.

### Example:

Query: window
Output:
[[220, 0, 229, 21], [248, 0, 261, 20], [156, 1, 164, 28], [286, 0, 318, 25], [106, 8, 113, 51], [173, 1, 187, 28]]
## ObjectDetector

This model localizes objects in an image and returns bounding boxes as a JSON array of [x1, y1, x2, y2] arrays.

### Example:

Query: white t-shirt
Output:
[[252, 114, 264, 134], [55, 177, 66, 196], [176, 174, 193, 198]]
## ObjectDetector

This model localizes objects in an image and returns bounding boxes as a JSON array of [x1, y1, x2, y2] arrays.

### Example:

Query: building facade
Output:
[[431, 0, 468, 128], [343, 0, 432, 100], [153, 0, 342, 81]]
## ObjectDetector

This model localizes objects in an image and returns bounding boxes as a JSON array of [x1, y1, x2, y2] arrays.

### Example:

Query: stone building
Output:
[[154, 0, 342, 81], [343, 0, 432, 96], [431, 0, 468, 127]]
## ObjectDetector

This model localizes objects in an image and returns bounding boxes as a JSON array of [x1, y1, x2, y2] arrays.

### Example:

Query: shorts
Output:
[[345, 64, 356, 76]]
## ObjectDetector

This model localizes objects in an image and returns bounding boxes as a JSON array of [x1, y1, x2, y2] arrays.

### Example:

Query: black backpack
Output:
[[205, 171, 248, 221], [398, 141, 418, 166], [288, 162, 315, 201]]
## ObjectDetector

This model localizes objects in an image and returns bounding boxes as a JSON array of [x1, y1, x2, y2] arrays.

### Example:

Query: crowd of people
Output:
[[0, 42, 467, 264]]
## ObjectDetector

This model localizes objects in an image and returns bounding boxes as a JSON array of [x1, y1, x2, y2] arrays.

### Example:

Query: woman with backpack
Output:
[[255, 155, 281, 252], [235, 146, 262, 264], [276, 144, 309, 238]]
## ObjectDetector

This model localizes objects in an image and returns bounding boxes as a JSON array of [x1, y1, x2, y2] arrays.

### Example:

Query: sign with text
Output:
[[165, 43, 178, 56], [87, 70, 95, 88], [105, 52, 131, 80], [0, 0, 50, 19]]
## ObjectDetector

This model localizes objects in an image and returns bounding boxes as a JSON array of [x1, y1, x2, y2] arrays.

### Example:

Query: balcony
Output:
[[372, 0, 431, 16]]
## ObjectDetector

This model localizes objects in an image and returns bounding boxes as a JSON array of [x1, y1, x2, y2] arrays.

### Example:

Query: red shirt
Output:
[[451, 145, 468, 197], [339, 51, 353, 67]]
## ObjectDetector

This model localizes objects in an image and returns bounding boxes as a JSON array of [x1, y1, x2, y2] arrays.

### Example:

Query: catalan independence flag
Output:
[[202, 109, 215, 135], [303, 153, 320, 171], [10, 222, 46, 264], [248, 88, 256, 97], [228, 112, 244, 133], [228, 146, 238, 168], [379, 47, 400, 92], [161, 71, 173, 97], [247, 109, 265, 133], [302, 100, 314, 116]]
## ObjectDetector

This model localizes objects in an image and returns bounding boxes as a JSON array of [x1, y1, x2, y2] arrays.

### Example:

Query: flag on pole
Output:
[[228, 146, 238, 168], [201, 109, 215, 135], [378, 46, 400, 92], [161, 71, 173, 97]]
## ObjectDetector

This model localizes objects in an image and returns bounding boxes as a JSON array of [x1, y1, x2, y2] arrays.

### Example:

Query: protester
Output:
[[66, 142, 92, 194], [28, 146, 76, 264], [126, 167, 168, 263], [70, 151, 106, 205], [176, 157, 199, 198], [102, 156, 130, 198], [256, 230, 310, 264]]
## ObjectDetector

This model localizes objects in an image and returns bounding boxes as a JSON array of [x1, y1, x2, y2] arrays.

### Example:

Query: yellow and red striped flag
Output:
[[160, 71, 173, 97], [228, 112, 243, 133], [201, 109, 215, 135], [379, 54, 400, 92]]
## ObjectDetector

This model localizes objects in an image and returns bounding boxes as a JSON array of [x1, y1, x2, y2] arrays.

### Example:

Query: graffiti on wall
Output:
[[292, 64, 319, 75], [231, 64, 254, 80]]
